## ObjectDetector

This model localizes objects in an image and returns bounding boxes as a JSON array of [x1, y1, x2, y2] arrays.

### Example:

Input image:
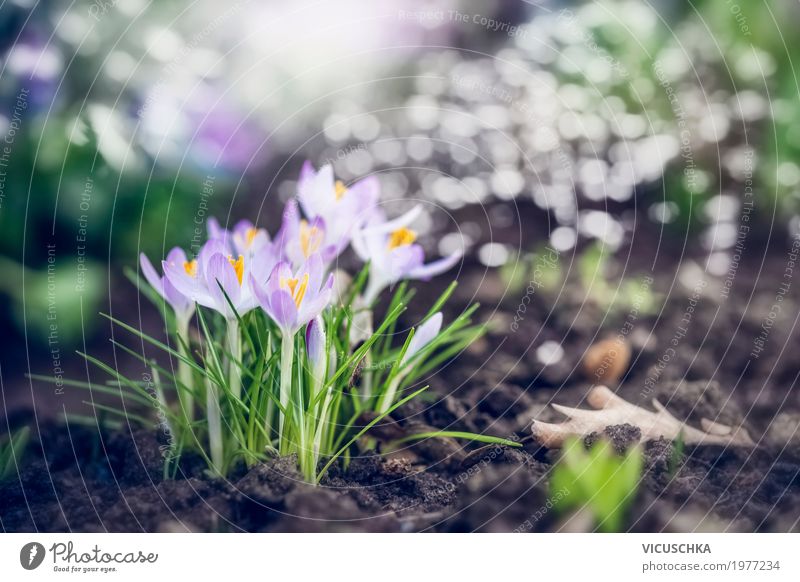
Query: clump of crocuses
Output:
[[86, 162, 505, 483]]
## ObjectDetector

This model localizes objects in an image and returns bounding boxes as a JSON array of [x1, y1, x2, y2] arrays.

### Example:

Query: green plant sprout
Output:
[[41, 162, 518, 483], [501, 242, 659, 319], [549, 437, 643, 533], [0, 426, 30, 482], [668, 430, 686, 477], [501, 245, 563, 296], [577, 242, 659, 316]]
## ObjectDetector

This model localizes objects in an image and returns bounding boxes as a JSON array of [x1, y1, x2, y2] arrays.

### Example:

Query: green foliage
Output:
[[0, 112, 235, 341], [577, 242, 659, 316], [390, 431, 521, 448], [502, 242, 660, 320], [0, 427, 30, 482], [668, 430, 686, 477], [550, 437, 643, 533], [501, 246, 563, 296], [0, 255, 106, 347], [45, 270, 498, 484]]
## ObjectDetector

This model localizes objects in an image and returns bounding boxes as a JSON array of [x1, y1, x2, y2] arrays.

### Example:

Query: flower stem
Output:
[[176, 318, 194, 423], [313, 383, 333, 465], [309, 349, 330, 474], [206, 377, 224, 475], [360, 310, 374, 402], [226, 318, 242, 400], [376, 372, 405, 415], [278, 332, 294, 453]]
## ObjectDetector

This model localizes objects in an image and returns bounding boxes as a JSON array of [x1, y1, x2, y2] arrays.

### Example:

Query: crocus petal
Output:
[[299, 253, 324, 294], [320, 244, 340, 264], [266, 261, 294, 298], [298, 160, 316, 187], [233, 219, 255, 234], [350, 228, 370, 262], [207, 217, 231, 246], [404, 312, 443, 363], [341, 176, 380, 231], [348, 175, 380, 211], [144, 250, 194, 316], [303, 216, 328, 258], [329, 175, 380, 239], [297, 272, 334, 325], [163, 277, 193, 316], [269, 289, 298, 332], [297, 286, 332, 328], [388, 245, 425, 283], [204, 253, 242, 315], [198, 238, 230, 277], [298, 163, 335, 218], [140, 253, 165, 298], [163, 259, 214, 307], [231, 219, 270, 255], [305, 316, 326, 366], [362, 204, 423, 236], [275, 199, 301, 250], [165, 247, 188, 266], [249, 241, 280, 286], [252, 230, 270, 249], [250, 273, 271, 311], [408, 251, 462, 281]]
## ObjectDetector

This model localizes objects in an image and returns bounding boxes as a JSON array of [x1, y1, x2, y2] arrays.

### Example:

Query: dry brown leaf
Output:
[[531, 385, 756, 448]]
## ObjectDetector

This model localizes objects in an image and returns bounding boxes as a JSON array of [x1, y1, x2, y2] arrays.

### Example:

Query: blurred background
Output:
[[1, 0, 798, 425]]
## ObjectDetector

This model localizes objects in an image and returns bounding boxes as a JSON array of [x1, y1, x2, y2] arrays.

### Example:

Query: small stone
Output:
[[582, 337, 631, 384], [767, 412, 800, 448]]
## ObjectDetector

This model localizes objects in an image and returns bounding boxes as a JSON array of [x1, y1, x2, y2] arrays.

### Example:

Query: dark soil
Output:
[[3, 202, 800, 532]]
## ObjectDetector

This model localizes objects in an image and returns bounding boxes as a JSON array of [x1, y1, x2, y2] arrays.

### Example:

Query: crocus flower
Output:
[[294, 161, 380, 259], [207, 217, 228, 242], [402, 312, 443, 365], [376, 311, 445, 414], [305, 316, 326, 370], [163, 238, 278, 319], [352, 206, 462, 303], [207, 217, 272, 257], [275, 200, 339, 267], [140, 248, 195, 324], [251, 254, 334, 335]]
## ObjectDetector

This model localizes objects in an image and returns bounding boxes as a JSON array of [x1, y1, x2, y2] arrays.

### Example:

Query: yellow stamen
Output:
[[245, 227, 259, 247], [334, 180, 348, 201], [227, 254, 244, 285], [280, 273, 310, 308], [183, 260, 198, 277], [387, 227, 417, 250], [299, 220, 323, 258]]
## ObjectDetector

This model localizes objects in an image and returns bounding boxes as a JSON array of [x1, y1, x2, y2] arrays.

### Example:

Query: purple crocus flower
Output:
[[376, 311, 445, 414], [207, 217, 228, 243], [250, 254, 334, 335], [352, 206, 462, 303], [275, 200, 339, 268], [163, 238, 278, 319], [207, 217, 272, 257], [305, 316, 326, 368], [402, 312, 443, 365], [293, 162, 380, 260], [140, 248, 195, 323]]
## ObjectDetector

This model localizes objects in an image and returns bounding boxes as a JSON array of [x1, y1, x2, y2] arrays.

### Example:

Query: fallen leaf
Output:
[[531, 385, 755, 449]]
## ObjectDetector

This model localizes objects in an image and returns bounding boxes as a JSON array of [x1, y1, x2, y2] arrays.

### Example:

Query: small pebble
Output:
[[582, 337, 631, 384]]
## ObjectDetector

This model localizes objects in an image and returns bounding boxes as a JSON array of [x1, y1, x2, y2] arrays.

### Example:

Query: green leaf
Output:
[[392, 431, 521, 447], [316, 385, 430, 482]]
